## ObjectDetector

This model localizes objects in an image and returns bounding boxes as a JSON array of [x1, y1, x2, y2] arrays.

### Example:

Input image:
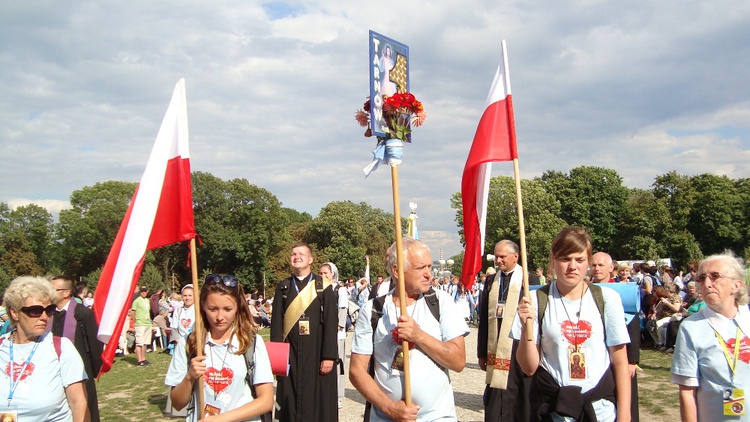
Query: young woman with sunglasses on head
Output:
[[671, 252, 750, 422], [0, 276, 88, 421], [166, 274, 274, 421]]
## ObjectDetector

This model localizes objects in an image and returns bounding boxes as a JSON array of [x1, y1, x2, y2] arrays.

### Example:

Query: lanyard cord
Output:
[[7, 332, 42, 406], [291, 274, 314, 295], [559, 283, 586, 346], [714, 326, 742, 379], [208, 335, 232, 400]]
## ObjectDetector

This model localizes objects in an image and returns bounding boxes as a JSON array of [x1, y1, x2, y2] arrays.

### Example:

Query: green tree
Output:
[[192, 172, 285, 291], [452, 176, 567, 271], [613, 189, 671, 260], [303, 201, 398, 281], [57, 181, 137, 278], [687, 174, 745, 255], [0, 203, 54, 282], [540, 166, 628, 252]]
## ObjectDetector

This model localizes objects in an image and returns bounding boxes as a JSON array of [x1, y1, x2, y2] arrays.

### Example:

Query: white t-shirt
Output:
[[165, 333, 274, 422], [352, 289, 469, 421], [0, 331, 87, 421], [671, 306, 750, 422], [170, 305, 195, 339], [511, 283, 630, 422]]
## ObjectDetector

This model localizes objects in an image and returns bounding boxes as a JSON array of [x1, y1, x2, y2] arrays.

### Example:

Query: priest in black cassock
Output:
[[271, 242, 338, 422], [51, 276, 103, 422]]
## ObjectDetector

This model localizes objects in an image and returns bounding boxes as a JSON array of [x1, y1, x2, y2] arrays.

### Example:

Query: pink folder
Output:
[[264, 341, 290, 376]]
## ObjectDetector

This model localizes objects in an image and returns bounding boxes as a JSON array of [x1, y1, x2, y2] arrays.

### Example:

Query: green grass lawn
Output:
[[96, 328, 271, 421]]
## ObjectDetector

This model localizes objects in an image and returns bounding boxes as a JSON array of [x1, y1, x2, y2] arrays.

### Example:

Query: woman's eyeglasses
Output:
[[205, 274, 239, 288], [697, 271, 726, 283], [19, 304, 56, 318]]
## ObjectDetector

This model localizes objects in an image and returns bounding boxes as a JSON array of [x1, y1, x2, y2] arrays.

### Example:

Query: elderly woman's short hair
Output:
[[3, 276, 58, 326], [700, 251, 749, 306]]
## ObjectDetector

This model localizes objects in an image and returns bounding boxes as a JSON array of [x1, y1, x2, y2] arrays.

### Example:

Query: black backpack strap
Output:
[[423, 286, 441, 322], [588, 284, 607, 342], [537, 284, 551, 339], [244, 335, 273, 422], [244, 334, 257, 388]]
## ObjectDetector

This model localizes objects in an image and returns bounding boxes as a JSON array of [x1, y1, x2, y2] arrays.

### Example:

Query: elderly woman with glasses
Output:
[[671, 252, 750, 422], [0, 276, 88, 421], [166, 274, 274, 421]]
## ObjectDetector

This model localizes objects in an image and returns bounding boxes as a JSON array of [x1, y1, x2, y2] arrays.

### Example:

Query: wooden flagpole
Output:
[[390, 165, 412, 406], [511, 159, 533, 340], [189, 238, 205, 414]]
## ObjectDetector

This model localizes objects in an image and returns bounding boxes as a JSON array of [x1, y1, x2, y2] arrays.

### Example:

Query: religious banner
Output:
[[369, 31, 409, 138]]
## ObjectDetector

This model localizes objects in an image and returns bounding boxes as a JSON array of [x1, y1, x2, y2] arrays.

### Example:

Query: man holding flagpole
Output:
[[270, 242, 338, 422]]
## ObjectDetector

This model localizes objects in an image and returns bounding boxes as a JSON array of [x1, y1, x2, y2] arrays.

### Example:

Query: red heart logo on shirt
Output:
[[5, 362, 35, 382], [560, 320, 593, 346], [205, 367, 234, 395], [726, 336, 750, 364], [180, 318, 192, 329]]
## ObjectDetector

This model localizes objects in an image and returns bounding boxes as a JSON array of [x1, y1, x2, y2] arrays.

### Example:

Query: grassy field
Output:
[[95, 329, 680, 421]]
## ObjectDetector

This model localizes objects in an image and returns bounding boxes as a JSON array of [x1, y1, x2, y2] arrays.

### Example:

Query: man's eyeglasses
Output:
[[205, 274, 239, 288], [20, 304, 56, 318], [697, 271, 727, 283]]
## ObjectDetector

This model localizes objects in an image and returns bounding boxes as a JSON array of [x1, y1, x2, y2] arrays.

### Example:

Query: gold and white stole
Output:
[[282, 275, 318, 340], [485, 269, 522, 389]]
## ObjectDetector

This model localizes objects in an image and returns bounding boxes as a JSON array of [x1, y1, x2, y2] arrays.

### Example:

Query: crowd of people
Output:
[[0, 227, 747, 421]]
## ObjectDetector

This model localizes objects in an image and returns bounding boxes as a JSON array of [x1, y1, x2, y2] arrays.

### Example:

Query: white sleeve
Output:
[[510, 291, 540, 343], [59, 337, 87, 387], [351, 300, 374, 355], [165, 336, 188, 387], [437, 291, 469, 341], [252, 335, 274, 385]]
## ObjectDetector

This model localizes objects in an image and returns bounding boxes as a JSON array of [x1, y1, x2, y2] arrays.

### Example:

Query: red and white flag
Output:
[[461, 40, 518, 289], [93, 79, 196, 375]]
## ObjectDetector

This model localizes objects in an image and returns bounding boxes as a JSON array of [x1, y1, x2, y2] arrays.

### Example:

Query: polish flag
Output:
[[93, 79, 196, 375], [460, 40, 518, 290]]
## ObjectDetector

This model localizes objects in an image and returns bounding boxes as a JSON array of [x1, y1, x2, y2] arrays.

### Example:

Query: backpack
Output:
[[0, 333, 63, 359], [363, 286, 441, 422], [536, 283, 606, 341]]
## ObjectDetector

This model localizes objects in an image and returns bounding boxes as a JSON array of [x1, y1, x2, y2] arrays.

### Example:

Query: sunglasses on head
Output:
[[20, 304, 56, 318], [697, 271, 726, 283], [205, 274, 239, 288]]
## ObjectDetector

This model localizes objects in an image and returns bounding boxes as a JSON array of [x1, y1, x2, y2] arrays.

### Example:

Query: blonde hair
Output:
[[3, 276, 57, 327]]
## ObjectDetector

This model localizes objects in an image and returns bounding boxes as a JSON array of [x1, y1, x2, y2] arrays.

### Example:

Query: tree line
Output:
[[451, 166, 750, 274], [0, 171, 398, 295], [1, 166, 748, 295]]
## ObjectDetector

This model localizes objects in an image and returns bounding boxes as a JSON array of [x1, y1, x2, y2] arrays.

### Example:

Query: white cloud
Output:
[[1, 0, 749, 259]]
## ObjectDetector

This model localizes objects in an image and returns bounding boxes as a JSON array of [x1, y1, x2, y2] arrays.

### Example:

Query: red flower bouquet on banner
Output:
[[355, 92, 427, 142], [357, 92, 427, 176]]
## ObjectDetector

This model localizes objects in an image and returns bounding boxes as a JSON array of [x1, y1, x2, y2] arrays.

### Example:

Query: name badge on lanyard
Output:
[[716, 326, 746, 417]]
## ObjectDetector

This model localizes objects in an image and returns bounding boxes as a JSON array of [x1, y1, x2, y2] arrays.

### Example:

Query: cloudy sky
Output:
[[1, 1, 749, 259]]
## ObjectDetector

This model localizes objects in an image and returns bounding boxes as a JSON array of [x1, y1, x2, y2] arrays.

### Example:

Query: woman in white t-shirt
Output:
[[0, 276, 88, 421], [514, 227, 631, 422], [166, 274, 274, 422]]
